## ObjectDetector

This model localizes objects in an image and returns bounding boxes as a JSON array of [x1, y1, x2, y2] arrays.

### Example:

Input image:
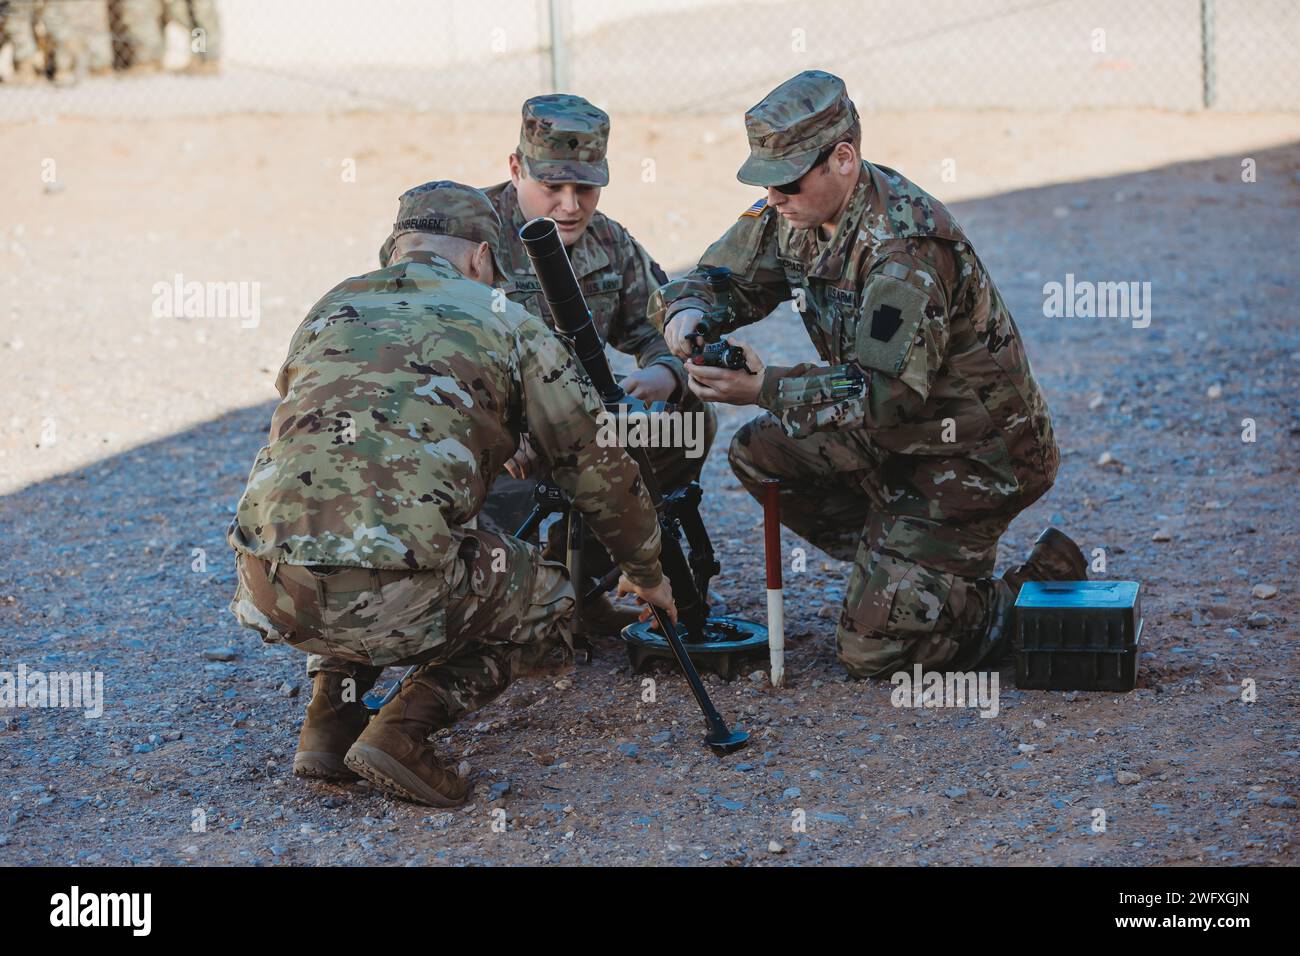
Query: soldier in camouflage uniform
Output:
[[65, 0, 112, 76], [384, 95, 717, 633], [108, 0, 163, 72], [653, 71, 1087, 680], [1, 0, 79, 84], [228, 182, 673, 807]]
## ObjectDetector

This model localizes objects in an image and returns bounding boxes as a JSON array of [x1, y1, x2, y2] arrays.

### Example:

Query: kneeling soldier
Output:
[[229, 182, 672, 807], [654, 71, 1086, 680], [383, 96, 717, 635]]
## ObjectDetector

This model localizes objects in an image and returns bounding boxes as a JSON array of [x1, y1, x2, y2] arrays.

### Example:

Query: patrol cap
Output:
[[737, 70, 859, 187], [386, 180, 504, 271], [517, 94, 610, 186]]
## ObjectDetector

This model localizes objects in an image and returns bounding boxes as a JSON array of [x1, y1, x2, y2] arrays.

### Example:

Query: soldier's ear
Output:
[[470, 241, 495, 286], [833, 142, 858, 174], [508, 152, 524, 184]]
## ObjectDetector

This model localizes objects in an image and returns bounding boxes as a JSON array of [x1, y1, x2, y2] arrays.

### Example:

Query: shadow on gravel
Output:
[[0, 401, 277, 663]]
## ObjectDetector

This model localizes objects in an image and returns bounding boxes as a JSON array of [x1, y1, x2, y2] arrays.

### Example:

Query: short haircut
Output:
[[390, 232, 481, 267], [841, 119, 861, 155]]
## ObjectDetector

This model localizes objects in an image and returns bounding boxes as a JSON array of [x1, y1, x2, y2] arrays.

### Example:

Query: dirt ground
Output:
[[1, 108, 1298, 866]]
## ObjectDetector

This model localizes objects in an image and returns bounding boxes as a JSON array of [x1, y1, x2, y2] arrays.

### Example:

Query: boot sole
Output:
[[343, 743, 466, 808], [293, 752, 357, 781]]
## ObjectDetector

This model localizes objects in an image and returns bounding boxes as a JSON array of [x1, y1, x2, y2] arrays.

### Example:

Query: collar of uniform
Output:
[[390, 250, 459, 275], [860, 160, 966, 244], [390, 251, 457, 273], [488, 180, 611, 280], [804, 160, 874, 282]]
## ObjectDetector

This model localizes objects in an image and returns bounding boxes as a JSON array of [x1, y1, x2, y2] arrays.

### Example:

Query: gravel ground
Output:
[[0, 109, 1297, 866]]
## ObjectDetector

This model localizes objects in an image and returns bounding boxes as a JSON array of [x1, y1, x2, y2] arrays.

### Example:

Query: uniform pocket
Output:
[[356, 608, 448, 667], [853, 275, 930, 377], [318, 572, 451, 668], [774, 365, 867, 438], [842, 535, 954, 640], [229, 577, 288, 646]]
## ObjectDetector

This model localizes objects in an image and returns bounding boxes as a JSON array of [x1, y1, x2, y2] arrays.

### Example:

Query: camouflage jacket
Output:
[[228, 252, 663, 586], [655, 161, 1058, 518], [482, 181, 688, 398]]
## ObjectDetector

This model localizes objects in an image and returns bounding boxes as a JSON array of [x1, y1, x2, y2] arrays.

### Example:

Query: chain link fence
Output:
[[0, 0, 1297, 121]]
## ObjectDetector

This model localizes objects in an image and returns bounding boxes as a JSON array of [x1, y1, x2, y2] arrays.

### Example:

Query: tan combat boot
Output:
[[183, 58, 220, 76], [1002, 527, 1088, 597], [344, 669, 469, 808], [293, 668, 380, 781]]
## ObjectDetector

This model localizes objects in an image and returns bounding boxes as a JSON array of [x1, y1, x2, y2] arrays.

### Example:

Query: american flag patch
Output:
[[739, 197, 766, 218]]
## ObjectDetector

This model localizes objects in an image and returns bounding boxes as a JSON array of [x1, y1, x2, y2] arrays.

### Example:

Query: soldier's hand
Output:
[[685, 338, 765, 405], [616, 574, 678, 626], [504, 434, 540, 480], [664, 309, 705, 360], [622, 364, 677, 403]]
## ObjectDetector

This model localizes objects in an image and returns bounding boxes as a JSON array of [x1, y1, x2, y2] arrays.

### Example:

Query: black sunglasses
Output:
[[773, 145, 837, 195]]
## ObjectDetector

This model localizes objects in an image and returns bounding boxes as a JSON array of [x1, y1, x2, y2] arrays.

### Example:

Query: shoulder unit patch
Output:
[[740, 197, 767, 218]]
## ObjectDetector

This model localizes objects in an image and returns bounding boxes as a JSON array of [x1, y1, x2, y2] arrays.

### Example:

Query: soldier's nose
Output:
[[558, 188, 581, 214], [766, 187, 786, 207]]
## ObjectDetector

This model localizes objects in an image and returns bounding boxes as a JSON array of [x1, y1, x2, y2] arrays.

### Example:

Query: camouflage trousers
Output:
[[65, 0, 112, 72], [231, 529, 575, 729], [1, 0, 77, 67], [729, 412, 1023, 679], [108, 0, 162, 65]]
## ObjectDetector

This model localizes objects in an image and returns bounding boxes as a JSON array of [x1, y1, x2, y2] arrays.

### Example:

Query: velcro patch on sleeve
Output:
[[740, 197, 767, 218], [776, 364, 865, 407], [854, 274, 930, 377], [774, 365, 867, 438]]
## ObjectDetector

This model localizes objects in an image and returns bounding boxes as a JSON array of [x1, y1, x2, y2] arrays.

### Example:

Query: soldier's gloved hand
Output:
[[685, 337, 765, 405], [664, 308, 706, 360], [504, 434, 540, 480], [616, 574, 678, 627]]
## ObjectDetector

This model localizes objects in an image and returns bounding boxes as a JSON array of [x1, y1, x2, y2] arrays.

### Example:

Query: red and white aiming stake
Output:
[[762, 479, 785, 688]]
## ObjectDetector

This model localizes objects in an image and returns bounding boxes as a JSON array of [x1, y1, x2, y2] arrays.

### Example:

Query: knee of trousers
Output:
[[726, 414, 782, 490], [835, 553, 982, 680], [520, 559, 577, 655], [449, 529, 577, 654]]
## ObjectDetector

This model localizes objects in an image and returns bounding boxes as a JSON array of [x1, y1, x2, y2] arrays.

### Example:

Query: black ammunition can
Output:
[[1013, 581, 1142, 692]]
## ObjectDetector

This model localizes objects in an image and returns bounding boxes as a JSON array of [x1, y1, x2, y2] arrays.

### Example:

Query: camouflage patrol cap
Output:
[[387, 180, 504, 271], [737, 70, 859, 187], [518, 94, 610, 186]]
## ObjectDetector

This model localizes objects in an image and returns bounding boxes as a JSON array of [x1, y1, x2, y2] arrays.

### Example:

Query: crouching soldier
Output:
[[653, 71, 1087, 680], [228, 181, 673, 807]]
